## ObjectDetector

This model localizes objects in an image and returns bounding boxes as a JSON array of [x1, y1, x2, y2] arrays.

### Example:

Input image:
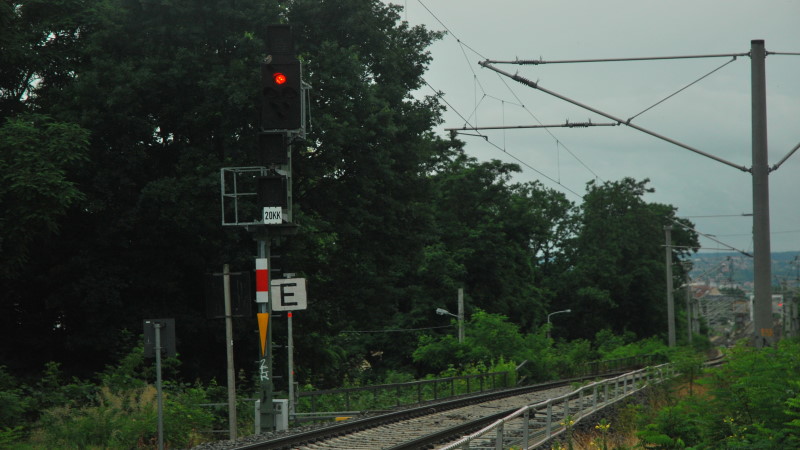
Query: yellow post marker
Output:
[[258, 313, 270, 356]]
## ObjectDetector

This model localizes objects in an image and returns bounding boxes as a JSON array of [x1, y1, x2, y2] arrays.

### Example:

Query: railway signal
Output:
[[261, 58, 301, 131]]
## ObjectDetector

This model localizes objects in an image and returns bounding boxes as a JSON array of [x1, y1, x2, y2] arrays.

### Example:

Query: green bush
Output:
[[0, 344, 225, 448], [601, 336, 669, 361], [30, 384, 214, 448], [552, 339, 596, 377], [637, 403, 701, 448], [634, 339, 800, 448], [0, 426, 25, 448], [0, 366, 27, 429]]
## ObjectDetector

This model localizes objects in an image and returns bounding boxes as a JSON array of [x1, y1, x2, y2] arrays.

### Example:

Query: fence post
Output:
[[592, 384, 598, 411], [495, 422, 504, 450], [523, 408, 530, 446], [546, 401, 553, 438]]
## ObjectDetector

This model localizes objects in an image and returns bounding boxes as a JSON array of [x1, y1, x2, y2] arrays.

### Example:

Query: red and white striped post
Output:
[[256, 258, 270, 304], [255, 256, 274, 431]]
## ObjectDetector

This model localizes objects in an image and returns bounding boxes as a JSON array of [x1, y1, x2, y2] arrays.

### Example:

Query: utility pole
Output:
[[457, 288, 465, 344], [750, 39, 773, 348], [223, 264, 237, 440], [478, 39, 792, 347], [686, 279, 693, 343], [665, 226, 676, 347]]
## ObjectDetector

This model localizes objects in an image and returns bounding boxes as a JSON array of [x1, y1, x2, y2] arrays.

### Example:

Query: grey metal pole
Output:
[[258, 238, 275, 432], [288, 312, 295, 418], [665, 226, 676, 347], [223, 264, 237, 440], [750, 39, 773, 348], [154, 323, 165, 450], [457, 288, 465, 344]]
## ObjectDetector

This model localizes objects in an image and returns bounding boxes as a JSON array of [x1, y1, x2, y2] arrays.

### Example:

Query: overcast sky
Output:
[[388, 0, 800, 254]]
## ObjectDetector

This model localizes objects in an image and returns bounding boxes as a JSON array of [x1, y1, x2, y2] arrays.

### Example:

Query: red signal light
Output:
[[273, 72, 287, 85]]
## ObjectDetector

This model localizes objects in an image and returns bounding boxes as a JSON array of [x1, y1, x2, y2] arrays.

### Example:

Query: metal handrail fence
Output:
[[439, 363, 675, 450], [296, 371, 509, 418], [295, 354, 665, 420], [576, 353, 667, 376], [196, 355, 665, 432]]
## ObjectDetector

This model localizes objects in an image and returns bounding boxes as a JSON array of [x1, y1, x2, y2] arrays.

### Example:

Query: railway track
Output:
[[232, 373, 625, 450], [202, 356, 726, 450], [228, 357, 727, 450]]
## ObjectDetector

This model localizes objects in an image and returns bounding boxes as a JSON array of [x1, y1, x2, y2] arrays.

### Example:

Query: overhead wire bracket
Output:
[[478, 60, 751, 173]]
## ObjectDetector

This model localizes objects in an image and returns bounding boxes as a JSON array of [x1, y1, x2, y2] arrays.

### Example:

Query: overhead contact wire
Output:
[[415, 0, 599, 196], [627, 56, 738, 123]]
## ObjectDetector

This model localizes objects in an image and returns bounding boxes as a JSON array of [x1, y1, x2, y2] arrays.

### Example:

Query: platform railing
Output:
[[438, 363, 675, 450], [295, 371, 510, 419]]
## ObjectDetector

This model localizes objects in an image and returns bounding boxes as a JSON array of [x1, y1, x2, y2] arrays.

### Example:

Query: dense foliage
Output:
[[634, 339, 800, 448], [0, 325, 669, 447], [3, 0, 699, 422], [0, 348, 232, 448]]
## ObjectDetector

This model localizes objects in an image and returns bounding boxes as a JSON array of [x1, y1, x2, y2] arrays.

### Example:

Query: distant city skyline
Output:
[[690, 251, 799, 288]]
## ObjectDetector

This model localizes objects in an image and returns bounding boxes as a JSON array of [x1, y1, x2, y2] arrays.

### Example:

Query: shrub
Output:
[[0, 366, 27, 429], [634, 339, 800, 448], [30, 384, 214, 448]]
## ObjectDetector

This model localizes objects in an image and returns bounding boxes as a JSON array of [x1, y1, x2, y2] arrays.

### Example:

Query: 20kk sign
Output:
[[270, 278, 307, 311], [263, 206, 282, 225]]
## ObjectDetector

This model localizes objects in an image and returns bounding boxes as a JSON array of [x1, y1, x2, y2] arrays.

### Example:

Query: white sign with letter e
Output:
[[270, 278, 307, 311]]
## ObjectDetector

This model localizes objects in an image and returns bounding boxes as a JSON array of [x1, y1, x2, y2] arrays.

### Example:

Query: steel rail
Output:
[[230, 373, 627, 450], [383, 407, 519, 450], [389, 367, 663, 450], [439, 364, 674, 450], [437, 356, 726, 450]]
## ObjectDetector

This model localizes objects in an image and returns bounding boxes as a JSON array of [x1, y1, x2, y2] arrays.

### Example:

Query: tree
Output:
[[278, 0, 453, 381], [422, 155, 575, 332], [2, 0, 285, 378], [0, 113, 88, 278], [563, 178, 698, 340], [412, 310, 526, 373], [0, 0, 85, 119]]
